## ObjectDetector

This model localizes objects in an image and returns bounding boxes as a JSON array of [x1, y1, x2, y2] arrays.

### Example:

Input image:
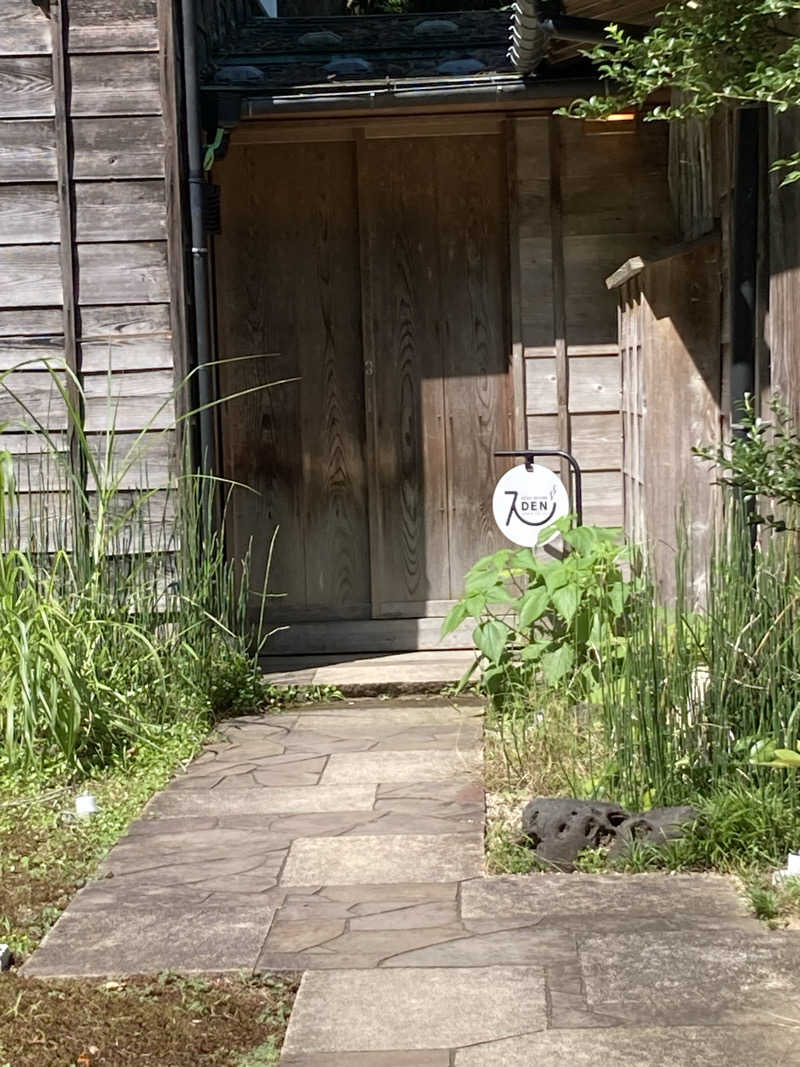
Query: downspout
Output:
[[179, 0, 215, 478], [730, 108, 761, 434]]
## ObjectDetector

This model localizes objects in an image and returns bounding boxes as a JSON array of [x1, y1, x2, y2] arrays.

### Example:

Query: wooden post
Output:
[[548, 115, 571, 491], [505, 117, 526, 451]]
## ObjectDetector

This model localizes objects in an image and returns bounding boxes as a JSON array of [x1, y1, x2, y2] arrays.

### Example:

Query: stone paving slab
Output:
[[281, 1054, 450, 1067], [280, 833, 484, 886], [281, 968, 547, 1054], [580, 928, 800, 1027], [23, 889, 277, 978], [146, 784, 378, 817], [321, 751, 481, 785], [453, 1026, 800, 1066], [461, 872, 752, 926], [260, 918, 577, 972]]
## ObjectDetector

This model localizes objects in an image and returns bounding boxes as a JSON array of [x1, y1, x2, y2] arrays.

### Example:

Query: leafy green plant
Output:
[[0, 361, 285, 775], [694, 395, 800, 529], [563, 0, 800, 185], [442, 520, 631, 703]]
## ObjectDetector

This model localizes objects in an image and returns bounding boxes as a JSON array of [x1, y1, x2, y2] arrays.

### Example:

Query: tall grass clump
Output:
[[603, 504, 800, 813], [0, 363, 278, 777]]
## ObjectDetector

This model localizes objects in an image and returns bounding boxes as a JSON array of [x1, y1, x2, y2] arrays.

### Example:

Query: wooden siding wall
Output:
[[615, 241, 723, 598], [768, 108, 800, 427], [510, 115, 674, 526], [0, 0, 251, 549]]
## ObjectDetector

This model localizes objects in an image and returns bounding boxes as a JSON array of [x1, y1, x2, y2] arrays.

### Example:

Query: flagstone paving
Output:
[[23, 696, 800, 1064]]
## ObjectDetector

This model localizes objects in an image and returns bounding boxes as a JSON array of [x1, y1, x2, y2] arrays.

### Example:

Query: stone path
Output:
[[24, 697, 800, 1065]]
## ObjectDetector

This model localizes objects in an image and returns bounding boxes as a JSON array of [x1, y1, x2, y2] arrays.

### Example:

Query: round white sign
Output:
[[492, 463, 570, 547]]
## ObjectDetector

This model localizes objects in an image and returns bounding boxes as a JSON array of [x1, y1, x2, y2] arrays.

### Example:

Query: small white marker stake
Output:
[[75, 791, 98, 818]]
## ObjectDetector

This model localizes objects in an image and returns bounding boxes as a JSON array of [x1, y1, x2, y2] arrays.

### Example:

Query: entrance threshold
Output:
[[261, 649, 477, 695]]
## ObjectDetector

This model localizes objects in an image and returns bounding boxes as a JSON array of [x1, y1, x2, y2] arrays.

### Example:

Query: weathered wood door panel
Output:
[[361, 133, 511, 619], [216, 140, 371, 622]]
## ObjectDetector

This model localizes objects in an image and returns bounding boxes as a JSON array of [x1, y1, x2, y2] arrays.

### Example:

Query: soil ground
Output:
[[0, 787, 297, 1066]]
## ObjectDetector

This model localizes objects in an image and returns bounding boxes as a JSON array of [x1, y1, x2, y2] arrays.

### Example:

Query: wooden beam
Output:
[[505, 117, 526, 449], [548, 115, 571, 488]]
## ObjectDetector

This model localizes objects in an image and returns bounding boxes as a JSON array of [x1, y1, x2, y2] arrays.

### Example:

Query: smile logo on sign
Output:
[[492, 463, 570, 547]]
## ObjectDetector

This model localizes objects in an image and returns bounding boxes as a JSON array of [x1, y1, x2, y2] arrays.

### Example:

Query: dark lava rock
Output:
[[520, 797, 630, 871], [607, 805, 700, 859]]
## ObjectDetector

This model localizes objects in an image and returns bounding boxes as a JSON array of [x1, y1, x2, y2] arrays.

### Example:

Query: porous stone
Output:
[[607, 805, 699, 859], [520, 797, 628, 871]]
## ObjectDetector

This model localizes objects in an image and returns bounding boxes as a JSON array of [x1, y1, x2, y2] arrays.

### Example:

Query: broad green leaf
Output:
[[472, 619, 510, 665], [542, 564, 569, 595], [770, 748, 800, 767], [552, 585, 581, 624], [521, 640, 550, 662], [609, 581, 626, 617], [562, 525, 597, 555], [466, 593, 489, 617], [441, 600, 469, 637], [541, 644, 575, 685], [519, 586, 551, 628]]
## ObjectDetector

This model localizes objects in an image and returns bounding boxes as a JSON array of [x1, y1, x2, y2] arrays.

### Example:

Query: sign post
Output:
[[492, 449, 584, 547]]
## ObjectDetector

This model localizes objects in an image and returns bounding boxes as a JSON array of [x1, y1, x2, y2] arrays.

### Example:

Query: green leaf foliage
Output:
[[563, 1, 800, 185], [450, 518, 631, 703]]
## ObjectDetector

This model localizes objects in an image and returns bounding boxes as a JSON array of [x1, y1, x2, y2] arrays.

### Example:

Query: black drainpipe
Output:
[[730, 108, 761, 434], [179, 0, 215, 478]]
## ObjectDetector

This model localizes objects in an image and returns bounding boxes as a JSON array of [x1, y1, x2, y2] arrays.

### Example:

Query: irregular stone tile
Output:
[[348, 900, 460, 929], [280, 833, 483, 886], [377, 780, 484, 804], [192, 738, 287, 762], [381, 925, 576, 969], [321, 751, 481, 786], [263, 920, 346, 954], [548, 989, 622, 1029], [259, 922, 469, 970], [454, 1026, 800, 1066], [460, 873, 752, 925], [168, 753, 329, 790], [282, 967, 546, 1054], [276, 884, 458, 922], [372, 796, 484, 821], [580, 928, 800, 1026], [545, 960, 584, 995], [217, 714, 297, 732], [100, 842, 288, 894], [279, 731, 378, 755], [22, 894, 276, 978], [128, 814, 220, 836], [294, 707, 481, 733], [281, 1053, 450, 1067], [145, 784, 377, 817], [102, 826, 292, 871]]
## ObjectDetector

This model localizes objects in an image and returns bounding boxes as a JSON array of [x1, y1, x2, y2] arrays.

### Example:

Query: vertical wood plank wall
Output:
[[769, 108, 800, 427], [0, 0, 250, 547], [615, 241, 723, 599], [510, 115, 674, 526]]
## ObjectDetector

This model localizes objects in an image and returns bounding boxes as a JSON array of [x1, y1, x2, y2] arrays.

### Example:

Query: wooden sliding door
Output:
[[215, 123, 512, 652]]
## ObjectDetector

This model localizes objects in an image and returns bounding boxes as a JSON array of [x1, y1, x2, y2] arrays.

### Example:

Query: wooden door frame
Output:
[[215, 108, 529, 651]]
